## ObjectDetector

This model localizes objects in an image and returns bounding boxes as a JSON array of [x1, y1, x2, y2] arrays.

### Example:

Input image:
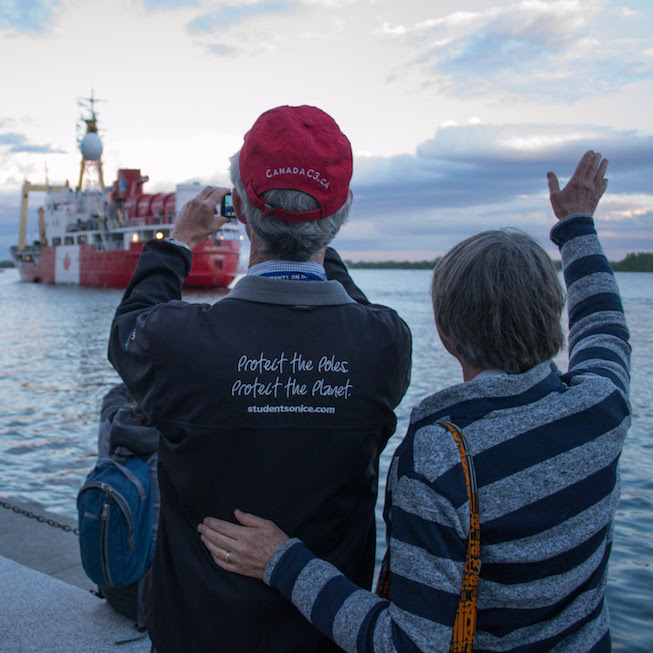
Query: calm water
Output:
[[0, 267, 651, 650]]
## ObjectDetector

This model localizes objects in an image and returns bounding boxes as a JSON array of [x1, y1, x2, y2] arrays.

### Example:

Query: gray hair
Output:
[[431, 229, 565, 374], [230, 151, 351, 261]]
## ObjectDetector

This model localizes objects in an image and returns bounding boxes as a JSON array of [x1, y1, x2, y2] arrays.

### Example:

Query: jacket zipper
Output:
[[82, 480, 137, 585], [99, 493, 113, 585], [83, 480, 136, 547]]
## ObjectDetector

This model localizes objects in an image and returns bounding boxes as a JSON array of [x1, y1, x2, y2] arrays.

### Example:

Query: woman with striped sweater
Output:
[[198, 151, 630, 652]]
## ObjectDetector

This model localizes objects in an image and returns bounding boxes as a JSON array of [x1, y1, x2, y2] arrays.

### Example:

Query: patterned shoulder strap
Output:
[[376, 422, 480, 652], [438, 421, 480, 653]]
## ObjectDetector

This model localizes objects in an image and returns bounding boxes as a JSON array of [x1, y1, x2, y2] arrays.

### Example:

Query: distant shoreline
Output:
[[346, 252, 653, 272], [3, 252, 653, 272]]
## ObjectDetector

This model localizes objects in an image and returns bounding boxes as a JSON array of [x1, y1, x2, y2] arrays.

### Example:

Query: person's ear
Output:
[[232, 189, 246, 225]]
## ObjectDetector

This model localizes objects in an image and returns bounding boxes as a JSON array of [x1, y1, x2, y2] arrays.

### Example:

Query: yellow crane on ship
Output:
[[16, 180, 70, 252]]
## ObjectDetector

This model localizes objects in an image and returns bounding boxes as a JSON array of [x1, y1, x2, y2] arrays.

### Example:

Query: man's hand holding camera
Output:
[[170, 186, 232, 250]]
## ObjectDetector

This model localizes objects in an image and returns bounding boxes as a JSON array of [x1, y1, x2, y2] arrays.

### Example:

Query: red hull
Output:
[[13, 239, 239, 289]]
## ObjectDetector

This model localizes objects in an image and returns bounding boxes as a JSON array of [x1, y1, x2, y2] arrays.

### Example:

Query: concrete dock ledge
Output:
[[0, 497, 150, 651]]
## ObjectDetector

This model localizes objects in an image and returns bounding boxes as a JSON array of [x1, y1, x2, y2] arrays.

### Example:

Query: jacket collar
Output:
[[227, 275, 357, 306]]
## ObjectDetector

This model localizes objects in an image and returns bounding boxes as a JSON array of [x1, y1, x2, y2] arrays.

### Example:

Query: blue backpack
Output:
[[77, 449, 155, 587]]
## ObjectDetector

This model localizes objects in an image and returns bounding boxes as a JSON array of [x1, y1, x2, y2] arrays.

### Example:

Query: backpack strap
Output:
[[376, 550, 391, 599], [136, 574, 148, 631], [437, 421, 480, 653], [97, 456, 148, 501]]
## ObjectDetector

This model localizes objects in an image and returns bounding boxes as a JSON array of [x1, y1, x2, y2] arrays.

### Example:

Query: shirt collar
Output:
[[247, 260, 327, 281], [471, 368, 508, 381]]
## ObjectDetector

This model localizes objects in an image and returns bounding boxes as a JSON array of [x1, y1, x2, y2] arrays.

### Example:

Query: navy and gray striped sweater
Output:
[[264, 214, 631, 652]]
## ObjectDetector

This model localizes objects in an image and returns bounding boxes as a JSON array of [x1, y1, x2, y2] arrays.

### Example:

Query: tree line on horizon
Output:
[[345, 252, 653, 272], [2, 252, 653, 272]]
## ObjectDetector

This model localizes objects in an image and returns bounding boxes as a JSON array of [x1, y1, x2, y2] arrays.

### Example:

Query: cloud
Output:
[[330, 121, 653, 258], [621, 7, 640, 19], [0, 133, 67, 192], [0, 133, 65, 154], [303, 0, 358, 7], [0, 0, 61, 33], [141, 0, 201, 9], [207, 42, 236, 56], [10, 144, 65, 153], [353, 122, 653, 211], [187, 1, 299, 34], [187, 0, 304, 56], [0, 134, 23, 146], [415, 123, 653, 167], [385, 1, 652, 102]]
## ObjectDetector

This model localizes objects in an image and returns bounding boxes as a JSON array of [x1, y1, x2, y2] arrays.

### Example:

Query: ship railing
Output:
[[122, 215, 235, 233], [126, 214, 174, 229], [128, 217, 148, 228]]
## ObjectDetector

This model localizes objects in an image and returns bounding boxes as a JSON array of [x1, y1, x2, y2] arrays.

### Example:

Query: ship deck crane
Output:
[[17, 180, 69, 251]]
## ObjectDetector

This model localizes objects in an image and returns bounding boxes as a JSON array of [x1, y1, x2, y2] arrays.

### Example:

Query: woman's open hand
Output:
[[547, 150, 609, 220]]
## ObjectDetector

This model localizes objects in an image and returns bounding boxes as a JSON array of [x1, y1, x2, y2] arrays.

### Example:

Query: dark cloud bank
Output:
[[1, 122, 651, 261]]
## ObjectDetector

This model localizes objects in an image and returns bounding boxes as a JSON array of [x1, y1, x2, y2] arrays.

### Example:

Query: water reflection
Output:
[[0, 268, 651, 650]]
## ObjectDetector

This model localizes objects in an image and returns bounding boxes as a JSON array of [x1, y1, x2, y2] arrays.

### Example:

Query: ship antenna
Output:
[[76, 89, 106, 191]]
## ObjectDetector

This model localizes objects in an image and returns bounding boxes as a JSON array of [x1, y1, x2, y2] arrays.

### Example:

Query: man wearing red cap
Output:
[[108, 105, 412, 652]]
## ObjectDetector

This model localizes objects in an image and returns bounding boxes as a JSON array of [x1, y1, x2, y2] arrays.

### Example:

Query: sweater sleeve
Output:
[[264, 453, 462, 653], [550, 214, 631, 398], [99, 383, 131, 425], [324, 247, 370, 305]]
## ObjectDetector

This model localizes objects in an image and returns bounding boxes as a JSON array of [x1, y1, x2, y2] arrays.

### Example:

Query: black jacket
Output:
[[109, 240, 411, 653]]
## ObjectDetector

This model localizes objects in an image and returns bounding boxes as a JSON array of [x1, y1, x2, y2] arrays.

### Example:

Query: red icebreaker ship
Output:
[[11, 96, 240, 288]]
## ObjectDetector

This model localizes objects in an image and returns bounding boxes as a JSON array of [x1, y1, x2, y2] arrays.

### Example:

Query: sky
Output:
[[0, 0, 652, 262]]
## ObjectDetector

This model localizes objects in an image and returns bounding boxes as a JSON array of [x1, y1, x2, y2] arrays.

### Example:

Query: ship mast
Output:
[[77, 91, 105, 192]]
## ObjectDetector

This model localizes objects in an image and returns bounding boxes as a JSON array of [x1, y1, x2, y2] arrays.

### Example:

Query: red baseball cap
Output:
[[239, 105, 353, 222]]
